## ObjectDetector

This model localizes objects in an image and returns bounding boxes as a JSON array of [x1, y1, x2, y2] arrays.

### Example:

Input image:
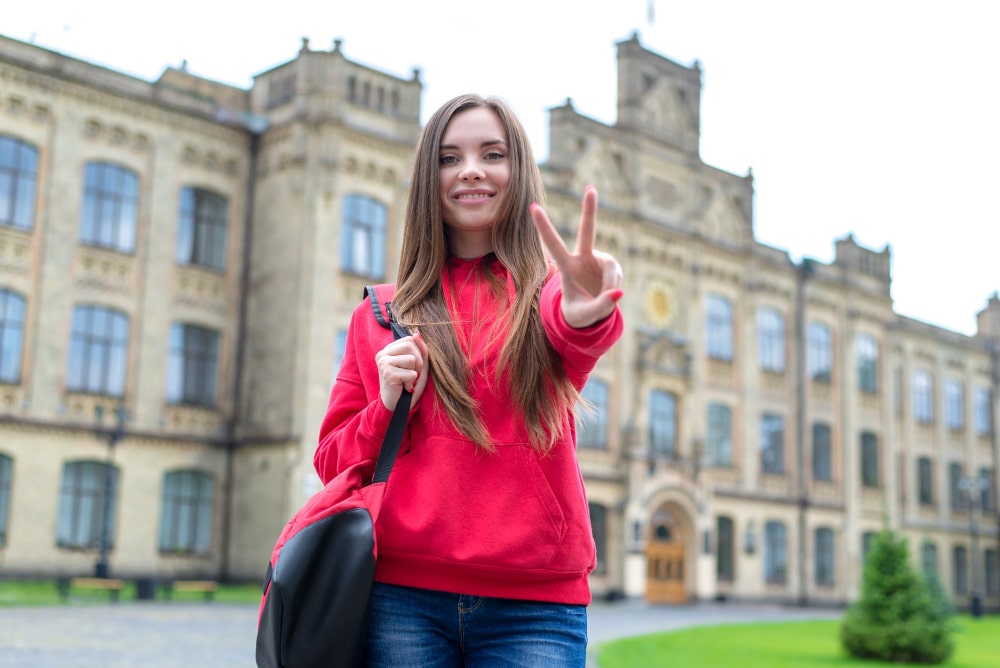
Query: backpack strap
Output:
[[363, 284, 411, 485]]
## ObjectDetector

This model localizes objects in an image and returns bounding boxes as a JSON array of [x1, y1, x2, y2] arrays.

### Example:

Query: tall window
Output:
[[166, 323, 220, 407], [67, 305, 130, 396], [814, 527, 835, 586], [80, 162, 138, 252], [0, 454, 11, 547], [341, 194, 387, 278], [331, 329, 349, 387], [912, 369, 934, 424], [953, 546, 968, 595], [861, 531, 876, 561], [949, 462, 964, 511], [918, 457, 934, 506], [757, 307, 784, 373], [974, 386, 992, 437], [589, 503, 607, 575], [0, 135, 38, 230], [0, 289, 26, 383], [648, 390, 676, 456], [176, 187, 228, 269], [717, 516, 734, 582], [855, 334, 878, 393], [860, 431, 879, 488], [812, 422, 832, 482], [56, 460, 118, 549], [986, 549, 999, 596], [944, 378, 964, 431], [921, 541, 938, 579], [979, 467, 995, 514], [706, 403, 732, 467], [577, 378, 609, 449], [159, 470, 214, 555], [764, 521, 787, 584], [807, 321, 832, 382], [760, 413, 785, 475], [705, 294, 733, 361]]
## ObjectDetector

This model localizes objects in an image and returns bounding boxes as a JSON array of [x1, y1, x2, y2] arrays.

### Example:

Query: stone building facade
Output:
[[0, 32, 997, 609]]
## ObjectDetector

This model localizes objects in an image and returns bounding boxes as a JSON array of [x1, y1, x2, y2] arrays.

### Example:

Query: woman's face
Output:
[[438, 106, 511, 258]]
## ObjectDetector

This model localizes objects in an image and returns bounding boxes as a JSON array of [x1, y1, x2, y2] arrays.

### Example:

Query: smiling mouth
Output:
[[455, 193, 493, 200]]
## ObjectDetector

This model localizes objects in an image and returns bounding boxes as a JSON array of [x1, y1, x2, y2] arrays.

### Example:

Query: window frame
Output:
[[807, 321, 832, 383], [648, 389, 677, 457], [763, 520, 788, 585], [79, 161, 139, 253], [341, 194, 387, 279], [176, 186, 228, 270], [705, 294, 733, 362], [706, 402, 733, 467], [912, 369, 934, 425], [0, 454, 11, 547], [0, 134, 38, 231], [917, 456, 934, 506], [577, 378, 609, 449], [166, 323, 221, 407], [855, 334, 878, 394], [860, 431, 879, 488], [814, 526, 835, 587], [716, 515, 735, 582], [756, 307, 785, 373], [812, 422, 832, 482], [158, 469, 215, 555], [760, 413, 785, 475], [55, 460, 119, 550], [0, 289, 26, 384], [66, 305, 130, 397]]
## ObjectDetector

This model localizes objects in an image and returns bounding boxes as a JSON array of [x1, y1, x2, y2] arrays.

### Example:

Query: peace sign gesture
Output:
[[530, 185, 623, 328]]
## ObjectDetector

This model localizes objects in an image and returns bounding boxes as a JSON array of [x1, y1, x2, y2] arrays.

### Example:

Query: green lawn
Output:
[[0, 578, 262, 606], [596, 618, 1000, 668]]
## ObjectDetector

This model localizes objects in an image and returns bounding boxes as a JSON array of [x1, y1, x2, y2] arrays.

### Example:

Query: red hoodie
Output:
[[314, 256, 623, 605]]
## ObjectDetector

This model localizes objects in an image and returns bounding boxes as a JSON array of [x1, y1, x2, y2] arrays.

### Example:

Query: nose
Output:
[[459, 159, 485, 182]]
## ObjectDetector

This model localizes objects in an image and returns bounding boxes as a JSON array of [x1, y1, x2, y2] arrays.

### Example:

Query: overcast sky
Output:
[[6, 0, 998, 335]]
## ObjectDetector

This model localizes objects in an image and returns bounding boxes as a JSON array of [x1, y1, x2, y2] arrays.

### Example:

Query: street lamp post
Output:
[[958, 475, 988, 619], [93, 404, 127, 579]]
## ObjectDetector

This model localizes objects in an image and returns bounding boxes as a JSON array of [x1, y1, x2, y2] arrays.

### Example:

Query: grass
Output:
[[0, 578, 262, 606], [596, 618, 1000, 668]]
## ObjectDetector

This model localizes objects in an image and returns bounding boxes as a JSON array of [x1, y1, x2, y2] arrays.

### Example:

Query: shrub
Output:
[[840, 529, 954, 664]]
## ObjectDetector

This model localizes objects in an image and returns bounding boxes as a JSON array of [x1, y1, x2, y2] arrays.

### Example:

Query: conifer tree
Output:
[[840, 529, 954, 664]]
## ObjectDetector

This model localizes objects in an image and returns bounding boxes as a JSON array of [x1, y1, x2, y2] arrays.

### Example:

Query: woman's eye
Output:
[[485, 151, 506, 161], [439, 155, 458, 165]]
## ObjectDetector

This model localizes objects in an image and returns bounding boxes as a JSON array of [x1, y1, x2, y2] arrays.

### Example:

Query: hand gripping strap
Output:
[[364, 286, 412, 485]]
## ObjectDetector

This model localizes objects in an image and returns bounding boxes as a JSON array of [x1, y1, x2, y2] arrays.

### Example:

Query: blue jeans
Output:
[[364, 582, 588, 667]]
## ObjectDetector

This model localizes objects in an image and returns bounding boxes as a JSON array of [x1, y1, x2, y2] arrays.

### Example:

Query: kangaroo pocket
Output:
[[377, 436, 581, 572]]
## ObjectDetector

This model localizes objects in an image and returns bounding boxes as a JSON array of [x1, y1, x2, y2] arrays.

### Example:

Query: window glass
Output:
[[67, 306, 130, 396], [80, 162, 139, 252], [807, 321, 832, 382], [760, 413, 785, 475], [341, 195, 387, 279], [757, 307, 784, 372], [649, 390, 676, 456], [159, 470, 214, 554], [705, 295, 733, 361], [0, 289, 26, 383], [177, 187, 228, 269], [577, 378, 609, 448], [56, 461, 118, 549], [0, 135, 38, 230], [166, 323, 220, 406], [707, 403, 732, 467]]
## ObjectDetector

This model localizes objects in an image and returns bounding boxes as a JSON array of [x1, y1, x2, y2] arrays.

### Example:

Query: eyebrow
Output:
[[439, 139, 508, 151]]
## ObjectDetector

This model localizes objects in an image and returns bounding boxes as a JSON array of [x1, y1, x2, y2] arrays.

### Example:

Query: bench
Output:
[[57, 577, 126, 602], [163, 579, 218, 601]]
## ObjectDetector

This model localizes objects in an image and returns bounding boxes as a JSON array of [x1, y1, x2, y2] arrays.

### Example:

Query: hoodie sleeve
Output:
[[313, 299, 396, 484], [540, 270, 623, 386]]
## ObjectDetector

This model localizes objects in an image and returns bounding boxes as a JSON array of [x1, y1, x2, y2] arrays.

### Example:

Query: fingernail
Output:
[[414, 329, 423, 341], [586, 184, 595, 192], [610, 289, 624, 302], [529, 203, 539, 212]]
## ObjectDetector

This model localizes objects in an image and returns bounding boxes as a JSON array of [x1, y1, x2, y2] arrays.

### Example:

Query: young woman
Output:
[[314, 93, 623, 667]]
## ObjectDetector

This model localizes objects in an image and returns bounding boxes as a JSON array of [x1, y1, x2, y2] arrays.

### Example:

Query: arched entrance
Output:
[[645, 506, 688, 604]]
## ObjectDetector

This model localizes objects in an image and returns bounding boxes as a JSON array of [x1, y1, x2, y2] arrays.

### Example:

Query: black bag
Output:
[[256, 286, 409, 668]]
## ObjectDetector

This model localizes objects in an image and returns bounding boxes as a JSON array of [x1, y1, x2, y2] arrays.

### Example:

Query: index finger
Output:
[[530, 202, 571, 267], [575, 185, 598, 256]]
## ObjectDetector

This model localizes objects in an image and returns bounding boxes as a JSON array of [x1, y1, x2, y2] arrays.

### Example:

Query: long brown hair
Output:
[[392, 94, 578, 453]]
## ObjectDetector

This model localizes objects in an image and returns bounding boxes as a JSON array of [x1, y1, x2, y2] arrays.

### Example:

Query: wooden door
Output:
[[645, 511, 687, 603]]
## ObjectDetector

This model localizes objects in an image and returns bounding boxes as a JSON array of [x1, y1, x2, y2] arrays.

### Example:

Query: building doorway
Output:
[[645, 506, 687, 603]]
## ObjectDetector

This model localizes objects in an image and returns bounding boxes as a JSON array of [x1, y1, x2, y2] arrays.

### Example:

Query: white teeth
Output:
[[457, 193, 491, 200]]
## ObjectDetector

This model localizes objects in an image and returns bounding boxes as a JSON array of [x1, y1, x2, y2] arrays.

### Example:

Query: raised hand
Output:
[[374, 331, 429, 410], [530, 185, 623, 328]]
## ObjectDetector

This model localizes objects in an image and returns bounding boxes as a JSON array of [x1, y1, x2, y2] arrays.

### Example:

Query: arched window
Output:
[[67, 305, 130, 396], [0, 454, 12, 547], [814, 527, 835, 586], [176, 186, 228, 269], [648, 389, 676, 456], [705, 294, 733, 361], [56, 460, 119, 549], [166, 323, 220, 407], [577, 378, 609, 449], [0, 289, 26, 383], [588, 503, 607, 575], [0, 135, 38, 230], [706, 403, 732, 467], [80, 162, 139, 252], [341, 194, 387, 278], [756, 307, 784, 372], [764, 521, 787, 584], [159, 470, 215, 555]]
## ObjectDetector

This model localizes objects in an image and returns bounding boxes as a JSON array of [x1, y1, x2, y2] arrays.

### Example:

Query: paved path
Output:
[[0, 599, 842, 667]]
